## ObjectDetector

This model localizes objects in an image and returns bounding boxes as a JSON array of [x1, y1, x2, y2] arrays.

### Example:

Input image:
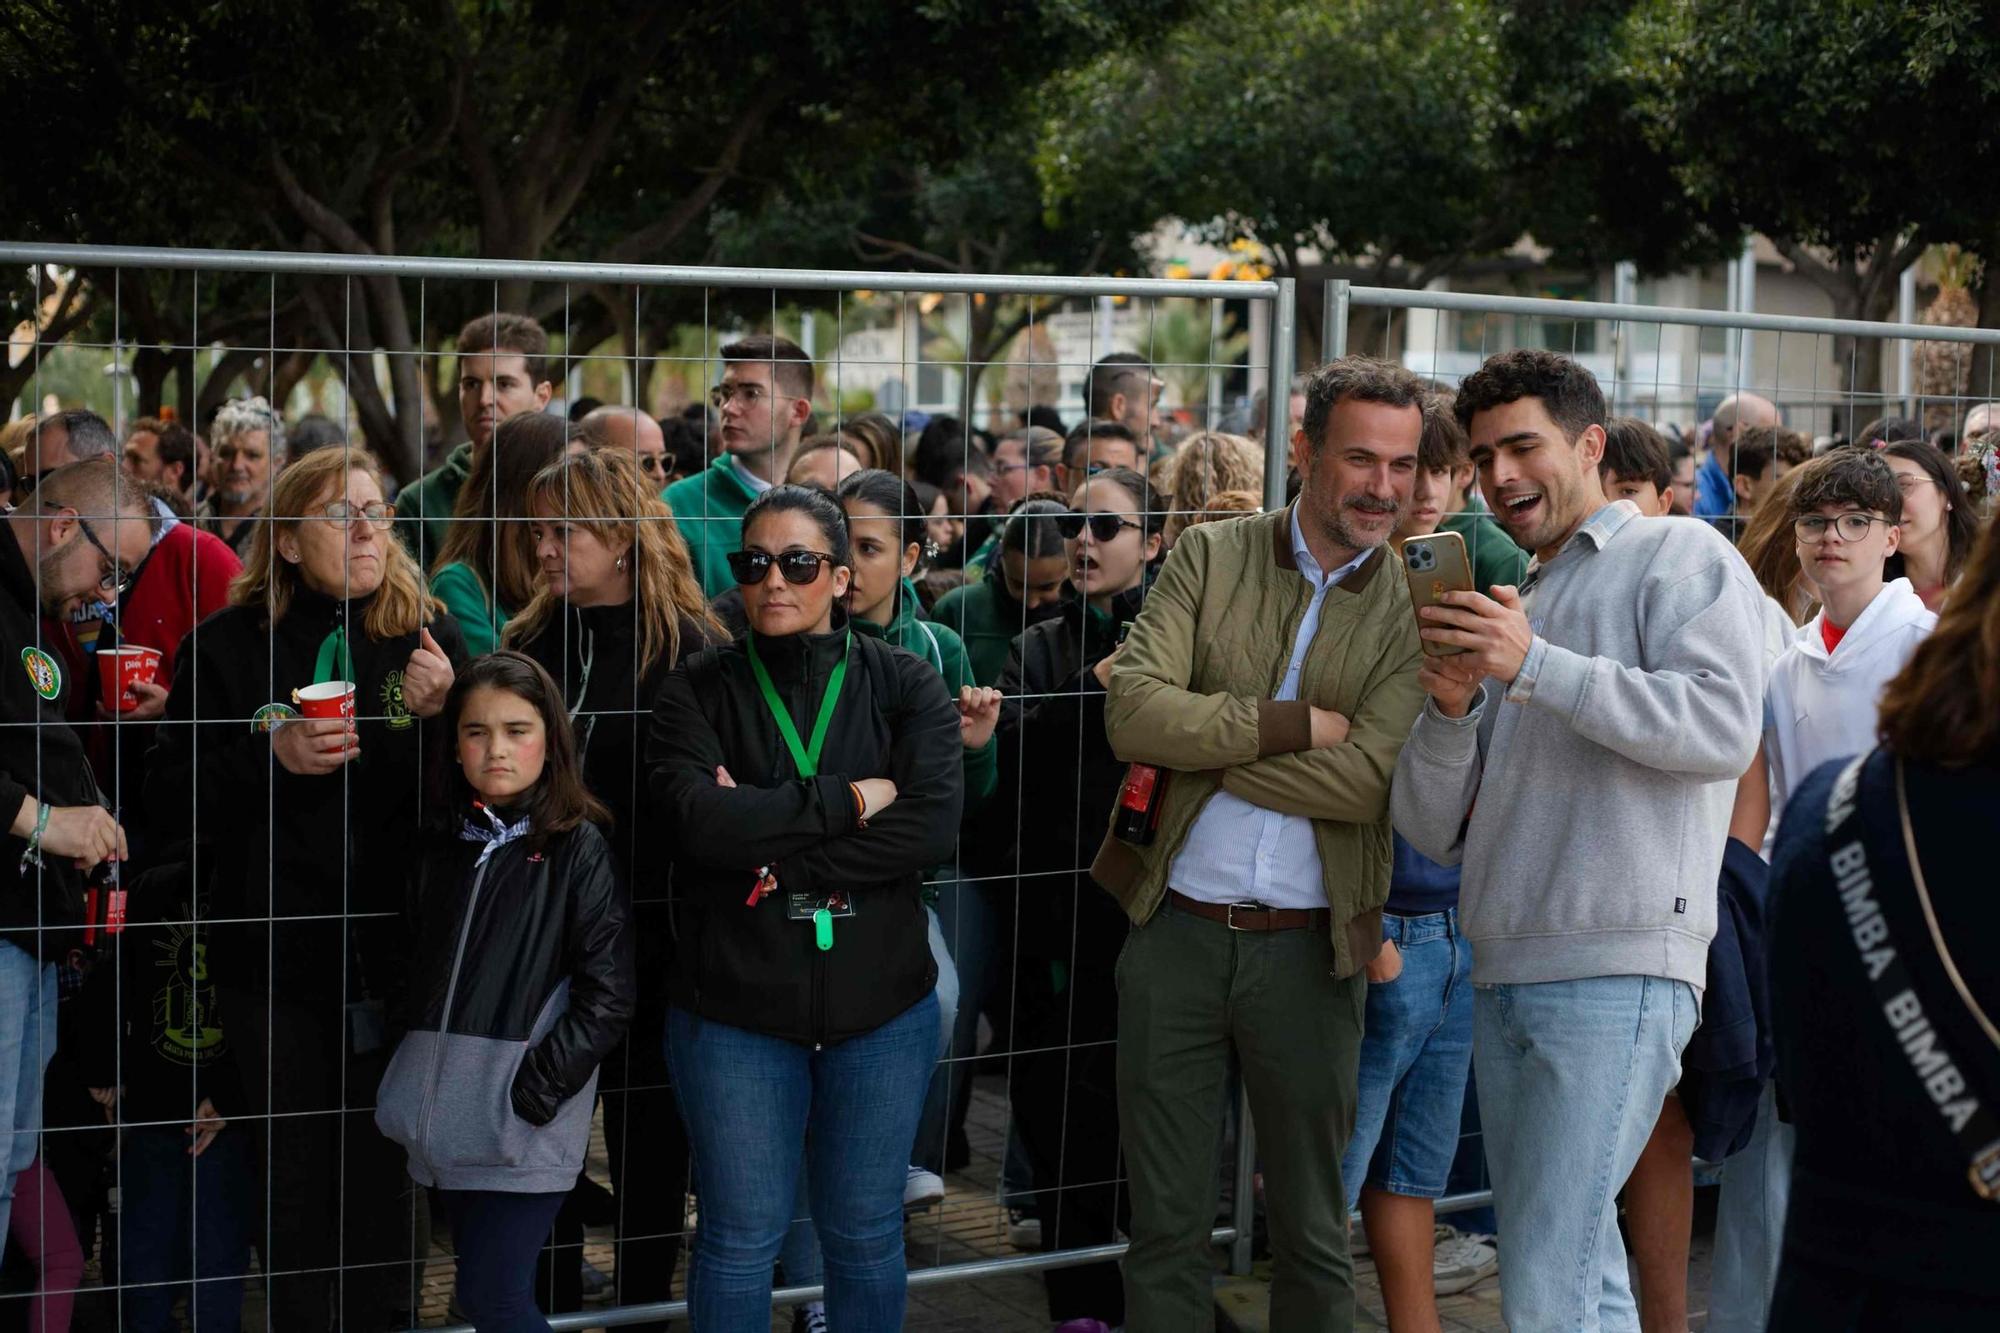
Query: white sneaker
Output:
[[790, 1301, 828, 1333], [1431, 1223, 1498, 1295], [1007, 1206, 1042, 1249], [904, 1164, 945, 1211]]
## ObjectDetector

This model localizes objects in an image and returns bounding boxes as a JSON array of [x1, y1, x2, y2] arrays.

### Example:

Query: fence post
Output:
[[1229, 1083, 1258, 1276], [1263, 277, 1297, 509], [1323, 277, 1350, 362]]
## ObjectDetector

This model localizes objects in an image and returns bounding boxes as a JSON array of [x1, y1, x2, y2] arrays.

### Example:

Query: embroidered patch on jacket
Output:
[[250, 702, 298, 733], [380, 670, 413, 730], [21, 647, 62, 701]]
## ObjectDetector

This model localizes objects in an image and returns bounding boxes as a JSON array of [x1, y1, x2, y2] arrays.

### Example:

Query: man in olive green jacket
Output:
[[1095, 356, 1427, 1333]]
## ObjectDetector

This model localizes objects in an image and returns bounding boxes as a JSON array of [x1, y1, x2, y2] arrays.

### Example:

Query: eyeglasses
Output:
[[726, 548, 837, 586], [318, 500, 396, 530], [709, 383, 792, 411], [1794, 512, 1893, 543], [1895, 474, 1936, 495], [1054, 511, 1142, 542], [636, 453, 667, 478], [75, 516, 132, 597]]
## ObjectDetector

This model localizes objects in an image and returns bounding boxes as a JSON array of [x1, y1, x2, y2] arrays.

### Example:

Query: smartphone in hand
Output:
[[1401, 532, 1475, 657]]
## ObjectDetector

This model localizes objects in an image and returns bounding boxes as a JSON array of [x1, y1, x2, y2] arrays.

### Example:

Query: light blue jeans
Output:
[[668, 992, 939, 1333], [0, 941, 57, 1244], [1707, 1081, 1792, 1333], [1474, 974, 1698, 1333]]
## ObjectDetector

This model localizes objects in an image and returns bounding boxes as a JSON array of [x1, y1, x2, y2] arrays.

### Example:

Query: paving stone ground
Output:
[[56, 1073, 1709, 1330]]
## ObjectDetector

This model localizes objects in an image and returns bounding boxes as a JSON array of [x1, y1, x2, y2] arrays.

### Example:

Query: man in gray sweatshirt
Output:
[[1391, 350, 1765, 1332]]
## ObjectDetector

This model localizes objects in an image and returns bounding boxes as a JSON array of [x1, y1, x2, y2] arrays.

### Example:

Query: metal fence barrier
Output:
[[2, 243, 1995, 1330]]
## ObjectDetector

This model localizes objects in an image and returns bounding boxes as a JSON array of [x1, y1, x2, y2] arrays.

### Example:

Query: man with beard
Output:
[[195, 397, 285, 556], [1392, 350, 1765, 1332], [1097, 356, 1427, 1332], [2, 457, 154, 1242]]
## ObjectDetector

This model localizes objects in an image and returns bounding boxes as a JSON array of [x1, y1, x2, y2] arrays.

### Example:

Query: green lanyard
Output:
[[746, 631, 850, 778], [313, 623, 354, 684]]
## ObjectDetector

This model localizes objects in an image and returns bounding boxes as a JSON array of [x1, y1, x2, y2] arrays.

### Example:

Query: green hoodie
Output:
[[1440, 497, 1530, 595], [395, 441, 475, 573], [851, 577, 996, 806], [929, 575, 1050, 687], [429, 561, 508, 657], [664, 454, 762, 597]]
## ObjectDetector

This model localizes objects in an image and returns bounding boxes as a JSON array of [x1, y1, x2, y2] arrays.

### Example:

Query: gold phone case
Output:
[[1402, 532, 1475, 657]]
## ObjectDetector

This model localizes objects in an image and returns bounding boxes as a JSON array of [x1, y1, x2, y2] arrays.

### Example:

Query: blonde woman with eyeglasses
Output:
[[144, 445, 466, 1329]]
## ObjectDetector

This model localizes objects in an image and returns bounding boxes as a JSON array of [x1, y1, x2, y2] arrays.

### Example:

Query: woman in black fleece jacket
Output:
[[505, 447, 723, 1318], [647, 484, 962, 1333], [143, 446, 465, 1328]]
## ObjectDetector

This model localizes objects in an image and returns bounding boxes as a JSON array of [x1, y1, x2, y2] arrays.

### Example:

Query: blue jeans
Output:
[[668, 992, 939, 1333], [118, 1123, 256, 1333], [0, 941, 56, 1244], [442, 1188, 569, 1332], [1708, 1081, 1793, 1333], [1474, 974, 1698, 1333], [915, 879, 993, 1174], [1341, 910, 1474, 1210]]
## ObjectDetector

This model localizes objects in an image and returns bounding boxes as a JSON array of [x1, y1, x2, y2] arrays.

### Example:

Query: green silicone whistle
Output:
[[814, 907, 834, 952]]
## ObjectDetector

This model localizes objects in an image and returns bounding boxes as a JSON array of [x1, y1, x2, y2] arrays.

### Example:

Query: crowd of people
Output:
[[2, 306, 1997, 1333]]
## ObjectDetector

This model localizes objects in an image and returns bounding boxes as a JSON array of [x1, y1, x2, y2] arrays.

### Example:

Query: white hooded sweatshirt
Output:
[[1765, 576, 1935, 812]]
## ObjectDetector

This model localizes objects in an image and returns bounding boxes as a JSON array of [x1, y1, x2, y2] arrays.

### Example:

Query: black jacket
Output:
[[143, 588, 466, 998], [514, 602, 720, 1062], [1768, 750, 2000, 1300], [0, 526, 100, 945], [513, 602, 721, 896], [1678, 836, 1773, 1161], [647, 621, 962, 1047], [74, 860, 246, 1120], [398, 815, 634, 1123], [375, 816, 633, 1191], [987, 585, 1142, 964]]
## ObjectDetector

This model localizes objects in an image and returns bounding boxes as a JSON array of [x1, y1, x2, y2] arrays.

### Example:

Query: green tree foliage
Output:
[[0, 0, 1188, 476]]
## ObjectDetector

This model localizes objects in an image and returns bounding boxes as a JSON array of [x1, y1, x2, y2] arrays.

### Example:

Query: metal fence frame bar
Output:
[[1262, 277, 1297, 507], [0, 241, 1280, 302], [1343, 281, 2000, 348], [417, 1228, 1241, 1333]]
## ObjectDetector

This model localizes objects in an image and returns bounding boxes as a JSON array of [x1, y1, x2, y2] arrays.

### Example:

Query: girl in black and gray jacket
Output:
[[377, 652, 634, 1333]]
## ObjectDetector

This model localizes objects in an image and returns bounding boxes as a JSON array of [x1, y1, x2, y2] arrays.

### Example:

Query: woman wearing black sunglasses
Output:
[[646, 484, 962, 1332], [986, 463, 1164, 1327]]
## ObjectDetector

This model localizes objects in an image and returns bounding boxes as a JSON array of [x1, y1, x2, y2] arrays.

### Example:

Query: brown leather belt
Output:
[[1167, 890, 1329, 933]]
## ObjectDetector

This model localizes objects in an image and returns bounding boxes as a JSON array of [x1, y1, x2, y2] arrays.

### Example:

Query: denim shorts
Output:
[[1340, 908, 1474, 1207]]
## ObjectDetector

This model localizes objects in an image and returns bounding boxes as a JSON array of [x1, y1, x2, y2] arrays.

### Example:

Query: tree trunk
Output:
[[1969, 238, 2000, 411], [130, 346, 171, 418], [196, 347, 263, 423]]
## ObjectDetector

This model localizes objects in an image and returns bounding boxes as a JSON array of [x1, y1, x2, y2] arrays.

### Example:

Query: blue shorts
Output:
[[1341, 908, 1474, 1207]]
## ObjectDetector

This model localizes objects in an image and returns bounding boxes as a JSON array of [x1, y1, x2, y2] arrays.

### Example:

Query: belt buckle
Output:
[[1226, 901, 1265, 931]]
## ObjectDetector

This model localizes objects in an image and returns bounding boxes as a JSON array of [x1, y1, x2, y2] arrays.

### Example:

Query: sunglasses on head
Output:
[[726, 547, 836, 586], [1053, 511, 1141, 542]]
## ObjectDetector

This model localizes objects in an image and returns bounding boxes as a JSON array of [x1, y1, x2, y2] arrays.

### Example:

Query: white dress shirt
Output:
[[1167, 508, 1372, 909]]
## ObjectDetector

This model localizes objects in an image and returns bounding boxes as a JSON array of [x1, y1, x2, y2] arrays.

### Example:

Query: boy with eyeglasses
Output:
[[665, 334, 815, 595], [1710, 446, 1936, 1332]]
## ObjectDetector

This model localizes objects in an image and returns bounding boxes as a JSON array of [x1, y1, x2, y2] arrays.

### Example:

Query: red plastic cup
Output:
[[294, 680, 357, 721], [99, 645, 163, 712]]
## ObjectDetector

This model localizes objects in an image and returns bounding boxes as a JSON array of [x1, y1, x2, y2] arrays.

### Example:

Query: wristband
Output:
[[18, 801, 49, 875]]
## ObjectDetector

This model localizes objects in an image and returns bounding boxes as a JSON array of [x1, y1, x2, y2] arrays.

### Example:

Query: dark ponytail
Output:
[[741, 483, 851, 564], [1001, 497, 1068, 560], [836, 467, 928, 559]]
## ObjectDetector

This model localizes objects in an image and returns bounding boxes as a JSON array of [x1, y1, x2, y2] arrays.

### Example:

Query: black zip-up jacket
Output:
[[986, 585, 1144, 962], [74, 860, 246, 1121], [647, 621, 962, 1047], [143, 588, 466, 998], [515, 602, 720, 1074], [0, 526, 100, 946], [376, 816, 634, 1191]]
